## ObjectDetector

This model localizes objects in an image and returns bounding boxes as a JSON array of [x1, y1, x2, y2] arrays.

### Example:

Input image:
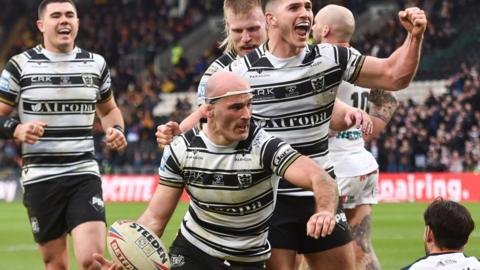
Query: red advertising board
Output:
[[101, 173, 480, 203], [101, 175, 189, 202], [378, 173, 480, 202]]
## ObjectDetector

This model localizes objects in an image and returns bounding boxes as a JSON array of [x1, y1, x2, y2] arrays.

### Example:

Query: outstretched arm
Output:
[[137, 184, 183, 237], [356, 7, 427, 90]]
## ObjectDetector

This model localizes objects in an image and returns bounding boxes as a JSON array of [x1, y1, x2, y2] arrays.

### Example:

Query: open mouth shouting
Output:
[[294, 21, 311, 40], [57, 27, 72, 38]]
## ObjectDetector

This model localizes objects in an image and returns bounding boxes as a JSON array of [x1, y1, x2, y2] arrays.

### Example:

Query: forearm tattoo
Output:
[[368, 89, 398, 124]]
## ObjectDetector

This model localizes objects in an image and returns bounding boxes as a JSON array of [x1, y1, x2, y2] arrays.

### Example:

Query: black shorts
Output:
[[23, 174, 106, 243], [169, 232, 266, 270], [268, 196, 352, 254]]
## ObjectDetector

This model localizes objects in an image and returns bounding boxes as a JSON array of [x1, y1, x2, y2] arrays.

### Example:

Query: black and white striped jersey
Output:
[[0, 45, 112, 185], [218, 43, 365, 196], [159, 123, 301, 262]]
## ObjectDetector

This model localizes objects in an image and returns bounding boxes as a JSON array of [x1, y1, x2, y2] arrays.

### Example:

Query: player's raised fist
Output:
[[399, 7, 427, 37]]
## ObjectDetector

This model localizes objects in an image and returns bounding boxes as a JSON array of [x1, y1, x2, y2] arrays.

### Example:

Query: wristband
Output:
[[0, 116, 20, 139], [113, 124, 125, 135]]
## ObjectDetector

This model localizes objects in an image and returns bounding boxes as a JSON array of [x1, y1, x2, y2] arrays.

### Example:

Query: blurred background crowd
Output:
[[0, 0, 479, 176]]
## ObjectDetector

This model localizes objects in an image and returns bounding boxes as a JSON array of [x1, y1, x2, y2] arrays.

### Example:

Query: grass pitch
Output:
[[0, 201, 478, 270]]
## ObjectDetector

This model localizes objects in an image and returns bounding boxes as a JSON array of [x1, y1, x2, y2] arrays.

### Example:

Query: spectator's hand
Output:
[[344, 109, 373, 135], [399, 7, 427, 38], [306, 210, 336, 239], [14, 121, 47, 144], [156, 121, 181, 149], [105, 127, 127, 151], [93, 253, 123, 270]]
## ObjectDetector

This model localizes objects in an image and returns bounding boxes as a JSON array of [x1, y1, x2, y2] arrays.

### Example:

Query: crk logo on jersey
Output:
[[30, 75, 52, 83], [255, 88, 274, 96]]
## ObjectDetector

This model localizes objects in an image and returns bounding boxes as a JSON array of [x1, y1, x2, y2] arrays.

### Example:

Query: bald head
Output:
[[206, 70, 250, 99], [313, 4, 355, 44]]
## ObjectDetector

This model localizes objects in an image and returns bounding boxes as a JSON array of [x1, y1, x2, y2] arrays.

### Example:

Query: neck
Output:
[[429, 247, 463, 255], [323, 39, 350, 48], [204, 122, 232, 146], [43, 43, 75, 54], [268, 34, 303, 58]]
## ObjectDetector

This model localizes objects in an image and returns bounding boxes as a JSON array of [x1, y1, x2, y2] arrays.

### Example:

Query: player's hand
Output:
[[344, 109, 373, 135], [399, 7, 427, 38], [156, 121, 181, 149], [93, 253, 123, 270], [13, 121, 47, 144], [105, 127, 127, 151], [306, 210, 336, 239]]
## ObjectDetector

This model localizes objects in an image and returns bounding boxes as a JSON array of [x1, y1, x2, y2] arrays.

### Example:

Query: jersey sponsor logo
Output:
[[171, 254, 185, 267], [25, 101, 95, 114], [82, 74, 94, 87], [273, 147, 296, 166], [254, 111, 328, 129], [30, 75, 52, 83], [255, 88, 274, 97], [159, 149, 171, 172], [0, 70, 11, 92], [90, 194, 105, 213], [212, 174, 224, 185], [207, 200, 264, 215], [30, 217, 40, 234], [335, 212, 347, 223], [198, 82, 206, 98], [184, 171, 205, 184], [248, 72, 271, 79], [252, 130, 268, 147], [285, 85, 299, 97], [310, 74, 325, 93], [237, 172, 252, 187], [186, 153, 204, 161]]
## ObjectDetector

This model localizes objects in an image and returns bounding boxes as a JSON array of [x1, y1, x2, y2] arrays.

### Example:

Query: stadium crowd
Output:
[[0, 0, 479, 175]]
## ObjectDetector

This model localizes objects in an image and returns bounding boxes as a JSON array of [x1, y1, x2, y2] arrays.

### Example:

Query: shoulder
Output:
[[10, 45, 44, 66], [90, 51, 108, 67]]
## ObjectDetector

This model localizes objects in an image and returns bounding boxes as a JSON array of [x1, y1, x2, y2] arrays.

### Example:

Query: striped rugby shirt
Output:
[[198, 43, 365, 196], [328, 47, 378, 178], [159, 122, 301, 262], [0, 45, 112, 185]]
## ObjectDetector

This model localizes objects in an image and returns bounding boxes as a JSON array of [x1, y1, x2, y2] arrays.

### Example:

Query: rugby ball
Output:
[[107, 220, 171, 270]]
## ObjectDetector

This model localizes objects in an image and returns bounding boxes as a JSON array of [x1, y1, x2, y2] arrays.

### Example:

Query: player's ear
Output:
[[322, 25, 330, 38], [206, 104, 215, 118], [265, 12, 277, 27], [37, 20, 45, 33]]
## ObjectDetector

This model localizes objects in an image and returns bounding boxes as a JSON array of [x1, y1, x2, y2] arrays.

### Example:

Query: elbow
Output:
[[394, 78, 412, 90], [385, 75, 412, 91]]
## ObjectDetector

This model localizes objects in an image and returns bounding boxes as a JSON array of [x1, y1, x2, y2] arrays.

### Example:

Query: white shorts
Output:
[[337, 170, 378, 209]]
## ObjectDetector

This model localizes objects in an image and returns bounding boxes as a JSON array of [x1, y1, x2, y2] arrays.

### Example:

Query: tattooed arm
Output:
[[363, 89, 399, 142]]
